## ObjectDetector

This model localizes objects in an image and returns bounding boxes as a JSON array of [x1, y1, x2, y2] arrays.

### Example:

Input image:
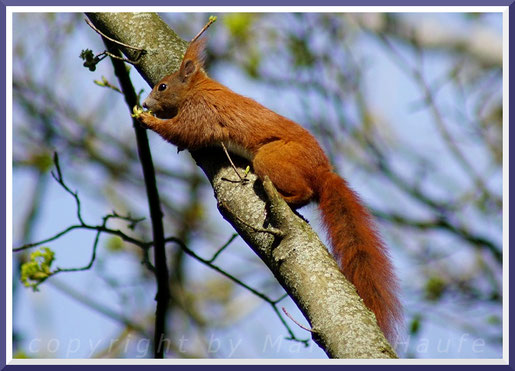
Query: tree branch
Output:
[[100, 32, 171, 359]]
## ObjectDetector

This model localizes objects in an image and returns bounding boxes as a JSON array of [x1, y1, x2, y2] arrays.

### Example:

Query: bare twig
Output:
[[14, 222, 146, 253], [220, 142, 249, 183], [82, 18, 145, 70], [282, 307, 315, 333], [14, 169, 148, 254], [54, 229, 102, 274], [53, 212, 136, 274], [51, 152, 85, 226], [85, 17, 145, 53], [208, 233, 238, 263]]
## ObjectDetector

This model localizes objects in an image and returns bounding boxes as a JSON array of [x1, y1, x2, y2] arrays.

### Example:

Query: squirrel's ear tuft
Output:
[[182, 37, 207, 69], [179, 38, 206, 82]]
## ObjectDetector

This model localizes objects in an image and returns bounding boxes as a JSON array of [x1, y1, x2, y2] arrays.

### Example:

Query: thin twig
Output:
[[208, 233, 238, 263], [102, 51, 142, 65], [164, 236, 274, 302], [272, 293, 289, 305], [85, 17, 145, 52], [52, 212, 131, 273], [163, 236, 309, 345], [14, 220, 147, 252], [282, 307, 314, 333], [220, 142, 247, 183], [54, 229, 102, 273], [84, 18, 145, 67], [13, 162, 149, 291], [191, 16, 217, 43], [13, 195, 147, 253], [51, 152, 85, 226], [141, 247, 156, 274]]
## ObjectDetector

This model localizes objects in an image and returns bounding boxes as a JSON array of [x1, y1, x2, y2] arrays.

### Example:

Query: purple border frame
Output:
[[1, 1, 5, 370], [2, 1, 512, 370], [0, 0, 513, 5], [1, 2, 6, 371]]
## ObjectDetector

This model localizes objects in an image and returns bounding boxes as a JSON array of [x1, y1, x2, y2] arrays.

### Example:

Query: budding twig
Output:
[[191, 15, 217, 43]]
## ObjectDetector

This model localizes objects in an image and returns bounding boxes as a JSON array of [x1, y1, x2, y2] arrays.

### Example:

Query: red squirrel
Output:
[[135, 38, 401, 342]]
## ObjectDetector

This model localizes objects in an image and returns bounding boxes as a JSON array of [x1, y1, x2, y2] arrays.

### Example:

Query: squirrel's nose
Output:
[[142, 102, 148, 109]]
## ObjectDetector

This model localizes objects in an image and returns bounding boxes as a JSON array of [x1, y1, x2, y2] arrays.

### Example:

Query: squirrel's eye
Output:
[[158, 83, 167, 91]]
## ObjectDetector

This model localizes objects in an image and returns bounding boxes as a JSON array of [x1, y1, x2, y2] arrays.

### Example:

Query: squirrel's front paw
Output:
[[132, 105, 154, 128], [131, 105, 145, 119]]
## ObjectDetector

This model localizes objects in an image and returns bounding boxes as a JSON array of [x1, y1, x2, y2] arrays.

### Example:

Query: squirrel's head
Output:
[[143, 38, 206, 119]]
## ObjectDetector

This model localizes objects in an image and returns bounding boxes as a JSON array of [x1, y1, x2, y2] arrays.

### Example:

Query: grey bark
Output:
[[86, 12, 398, 359]]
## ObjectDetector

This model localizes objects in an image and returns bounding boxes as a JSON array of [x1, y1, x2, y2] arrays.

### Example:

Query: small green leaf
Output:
[[20, 247, 55, 291]]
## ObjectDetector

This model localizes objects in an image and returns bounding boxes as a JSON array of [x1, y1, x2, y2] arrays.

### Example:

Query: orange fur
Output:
[[139, 39, 401, 342]]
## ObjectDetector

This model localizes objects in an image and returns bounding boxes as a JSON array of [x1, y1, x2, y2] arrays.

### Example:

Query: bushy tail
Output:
[[318, 172, 401, 342]]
